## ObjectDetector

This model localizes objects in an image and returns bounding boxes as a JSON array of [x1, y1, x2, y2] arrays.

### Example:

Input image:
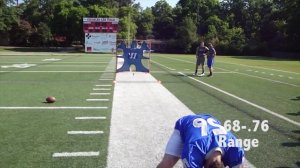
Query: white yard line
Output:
[[67, 131, 104, 135], [99, 78, 114, 80], [0, 106, 108, 110], [0, 71, 112, 73], [151, 60, 176, 70], [93, 88, 111, 91], [90, 93, 111, 95], [86, 99, 109, 101], [75, 116, 106, 120], [156, 56, 299, 87], [217, 67, 300, 88], [95, 84, 112, 87], [179, 72, 300, 127], [35, 65, 105, 67], [218, 61, 300, 75], [52, 151, 99, 157]]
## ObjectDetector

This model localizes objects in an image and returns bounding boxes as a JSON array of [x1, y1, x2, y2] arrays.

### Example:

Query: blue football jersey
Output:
[[175, 114, 244, 168]]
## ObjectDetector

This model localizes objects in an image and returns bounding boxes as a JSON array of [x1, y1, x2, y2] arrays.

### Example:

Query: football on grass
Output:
[[46, 96, 56, 103]]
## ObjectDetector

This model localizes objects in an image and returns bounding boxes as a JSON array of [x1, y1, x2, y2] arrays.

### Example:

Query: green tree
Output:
[[152, 0, 175, 39], [52, 0, 88, 45], [29, 22, 52, 46], [176, 16, 197, 53], [10, 19, 32, 45], [136, 7, 154, 39]]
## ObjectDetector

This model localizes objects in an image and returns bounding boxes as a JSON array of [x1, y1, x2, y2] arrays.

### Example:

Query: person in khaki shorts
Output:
[[194, 42, 209, 76]]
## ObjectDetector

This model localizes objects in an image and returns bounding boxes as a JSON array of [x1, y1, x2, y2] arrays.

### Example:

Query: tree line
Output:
[[0, 0, 299, 55]]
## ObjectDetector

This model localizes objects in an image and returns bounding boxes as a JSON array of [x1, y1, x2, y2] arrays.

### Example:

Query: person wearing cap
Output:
[[157, 114, 245, 168]]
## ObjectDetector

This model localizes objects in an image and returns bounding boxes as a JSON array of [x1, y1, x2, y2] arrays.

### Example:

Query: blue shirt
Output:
[[175, 114, 244, 168]]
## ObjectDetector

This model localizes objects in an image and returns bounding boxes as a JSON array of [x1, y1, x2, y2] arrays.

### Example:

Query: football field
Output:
[[0, 51, 299, 167]]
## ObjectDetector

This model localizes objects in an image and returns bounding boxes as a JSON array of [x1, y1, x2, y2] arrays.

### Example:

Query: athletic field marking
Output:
[[67, 131, 104, 135], [0, 106, 108, 109], [75, 116, 106, 120], [278, 75, 283, 77], [179, 72, 300, 127], [52, 151, 99, 157], [53, 62, 109, 64], [95, 84, 112, 87], [151, 60, 176, 71], [93, 88, 111, 91], [218, 61, 300, 75], [90, 93, 111, 95], [216, 67, 300, 87], [156, 56, 300, 87], [231, 70, 299, 87], [0, 71, 113, 73], [270, 73, 274, 75], [99, 78, 113, 80], [288, 77, 293, 79], [39, 64, 105, 67], [150, 71, 234, 74], [1, 63, 36, 69], [86, 99, 110, 101], [43, 58, 61, 61]]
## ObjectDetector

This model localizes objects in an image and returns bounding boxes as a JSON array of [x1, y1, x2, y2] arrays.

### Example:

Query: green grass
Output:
[[0, 53, 114, 168], [150, 54, 300, 168], [1, 52, 299, 167]]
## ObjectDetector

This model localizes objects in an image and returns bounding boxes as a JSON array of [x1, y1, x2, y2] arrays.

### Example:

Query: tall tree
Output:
[[152, 0, 175, 39], [136, 7, 154, 39]]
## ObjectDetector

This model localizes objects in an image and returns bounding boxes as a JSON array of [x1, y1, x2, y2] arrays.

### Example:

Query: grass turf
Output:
[[1, 52, 299, 167], [0, 53, 114, 168], [150, 54, 300, 168]]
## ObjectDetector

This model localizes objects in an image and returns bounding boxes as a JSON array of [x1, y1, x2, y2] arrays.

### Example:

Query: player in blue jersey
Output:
[[157, 114, 245, 168], [207, 43, 216, 77]]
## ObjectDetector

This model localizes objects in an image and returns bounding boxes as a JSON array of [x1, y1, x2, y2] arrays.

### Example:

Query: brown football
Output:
[[46, 96, 56, 103]]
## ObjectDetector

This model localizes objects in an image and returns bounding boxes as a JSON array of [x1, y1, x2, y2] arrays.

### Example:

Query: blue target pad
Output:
[[117, 40, 150, 73]]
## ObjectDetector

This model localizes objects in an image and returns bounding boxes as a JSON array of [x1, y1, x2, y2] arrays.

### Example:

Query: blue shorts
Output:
[[207, 57, 214, 68]]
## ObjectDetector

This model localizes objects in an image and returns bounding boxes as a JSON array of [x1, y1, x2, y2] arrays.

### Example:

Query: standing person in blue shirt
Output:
[[207, 43, 216, 77], [157, 114, 245, 168], [194, 42, 209, 76]]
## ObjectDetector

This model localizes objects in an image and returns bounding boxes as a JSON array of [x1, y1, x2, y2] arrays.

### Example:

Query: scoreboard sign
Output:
[[83, 17, 119, 53]]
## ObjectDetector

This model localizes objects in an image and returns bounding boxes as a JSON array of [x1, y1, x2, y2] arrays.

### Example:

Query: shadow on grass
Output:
[[290, 96, 300, 101], [286, 111, 300, 116], [291, 130, 300, 134], [281, 139, 300, 147]]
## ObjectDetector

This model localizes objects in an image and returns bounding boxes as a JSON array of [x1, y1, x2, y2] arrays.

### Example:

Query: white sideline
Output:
[[52, 151, 99, 157], [0, 106, 108, 109], [179, 72, 300, 127], [67, 131, 104, 135], [75, 117, 106, 120]]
